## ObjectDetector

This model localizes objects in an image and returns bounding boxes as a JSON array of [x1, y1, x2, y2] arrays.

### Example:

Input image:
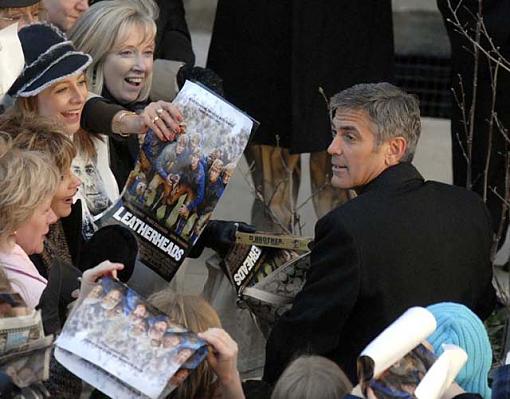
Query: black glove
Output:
[[79, 225, 138, 283], [176, 65, 224, 97], [188, 220, 256, 259]]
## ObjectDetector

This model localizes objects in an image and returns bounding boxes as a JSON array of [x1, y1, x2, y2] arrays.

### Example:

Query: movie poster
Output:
[[55, 277, 208, 399], [97, 81, 253, 281]]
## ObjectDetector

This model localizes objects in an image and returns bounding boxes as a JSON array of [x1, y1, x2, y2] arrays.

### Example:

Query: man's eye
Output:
[[345, 134, 355, 141]]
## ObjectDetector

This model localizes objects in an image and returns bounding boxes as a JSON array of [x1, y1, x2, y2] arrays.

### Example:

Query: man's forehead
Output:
[[331, 108, 374, 130]]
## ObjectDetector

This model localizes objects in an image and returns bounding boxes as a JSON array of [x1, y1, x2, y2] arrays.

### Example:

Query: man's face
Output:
[[328, 109, 390, 190], [89, 284, 103, 299], [0, 3, 40, 30], [101, 289, 121, 310], [176, 141, 185, 154], [133, 304, 147, 318], [149, 320, 167, 341], [131, 318, 147, 335], [191, 154, 199, 170], [162, 334, 180, 349], [209, 166, 221, 183], [72, 156, 110, 215], [41, 0, 88, 32], [222, 170, 233, 185]]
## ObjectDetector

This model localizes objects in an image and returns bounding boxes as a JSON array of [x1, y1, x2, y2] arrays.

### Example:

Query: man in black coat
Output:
[[207, 0, 394, 231], [263, 83, 496, 384]]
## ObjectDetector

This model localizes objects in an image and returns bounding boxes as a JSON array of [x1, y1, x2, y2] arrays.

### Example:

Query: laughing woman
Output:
[[0, 114, 82, 276], [69, 0, 184, 189], [0, 135, 59, 308], [5, 22, 119, 238]]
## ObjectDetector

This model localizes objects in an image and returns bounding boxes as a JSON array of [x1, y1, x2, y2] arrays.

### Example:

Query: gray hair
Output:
[[330, 82, 421, 162], [68, 1, 156, 102], [271, 355, 352, 399]]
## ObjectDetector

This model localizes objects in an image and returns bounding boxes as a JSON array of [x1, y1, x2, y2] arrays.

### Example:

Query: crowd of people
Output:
[[0, 0, 508, 398]]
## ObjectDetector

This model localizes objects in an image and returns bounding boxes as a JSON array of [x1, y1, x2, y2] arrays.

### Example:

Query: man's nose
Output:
[[76, 0, 89, 12], [327, 135, 342, 155]]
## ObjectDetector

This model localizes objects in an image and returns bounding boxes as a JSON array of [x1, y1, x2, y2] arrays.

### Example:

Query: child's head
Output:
[[271, 355, 352, 399]]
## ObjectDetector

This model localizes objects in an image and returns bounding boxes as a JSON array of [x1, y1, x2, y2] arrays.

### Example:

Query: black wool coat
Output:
[[263, 162, 496, 384], [154, 0, 194, 65], [207, 0, 394, 153]]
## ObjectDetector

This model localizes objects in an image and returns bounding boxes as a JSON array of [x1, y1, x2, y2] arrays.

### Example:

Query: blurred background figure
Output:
[[0, 0, 40, 31], [207, 0, 394, 232], [40, 0, 88, 32]]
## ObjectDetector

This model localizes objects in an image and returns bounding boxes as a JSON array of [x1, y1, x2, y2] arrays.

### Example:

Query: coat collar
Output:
[[357, 162, 425, 195]]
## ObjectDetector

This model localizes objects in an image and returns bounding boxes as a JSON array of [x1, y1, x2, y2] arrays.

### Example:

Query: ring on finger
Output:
[[152, 116, 160, 124], [156, 108, 164, 116]]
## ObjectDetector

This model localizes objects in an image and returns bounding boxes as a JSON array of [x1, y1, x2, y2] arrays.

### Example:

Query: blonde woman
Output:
[[0, 134, 59, 308], [69, 0, 184, 189], [0, 114, 82, 276]]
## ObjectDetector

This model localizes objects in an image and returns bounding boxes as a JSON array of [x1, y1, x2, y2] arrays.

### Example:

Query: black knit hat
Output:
[[8, 23, 92, 97], [0, 0, 39, 7]]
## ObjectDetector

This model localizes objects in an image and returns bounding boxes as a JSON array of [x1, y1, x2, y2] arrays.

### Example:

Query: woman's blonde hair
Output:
[[148, 289, 221, 399], [271, 355, 353, 399], [0, 112, 76, 174], [11, 89, 99, 160], [0, 133, 59, 249], [69, 1, 156, 102]]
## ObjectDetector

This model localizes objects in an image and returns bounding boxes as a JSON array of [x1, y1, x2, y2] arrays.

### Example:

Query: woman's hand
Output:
[[142, 100, 184, 141], [198, 328, 245, 399]]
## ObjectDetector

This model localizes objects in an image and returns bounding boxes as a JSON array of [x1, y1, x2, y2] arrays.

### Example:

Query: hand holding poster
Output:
[[55, 277, 208, 399], [220, 232, 311, 337], [97, 80, 254, 281], [357, 307, 467, 399]]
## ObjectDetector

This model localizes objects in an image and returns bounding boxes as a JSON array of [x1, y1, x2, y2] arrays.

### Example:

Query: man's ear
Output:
[[385, 136, 407, 165]]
